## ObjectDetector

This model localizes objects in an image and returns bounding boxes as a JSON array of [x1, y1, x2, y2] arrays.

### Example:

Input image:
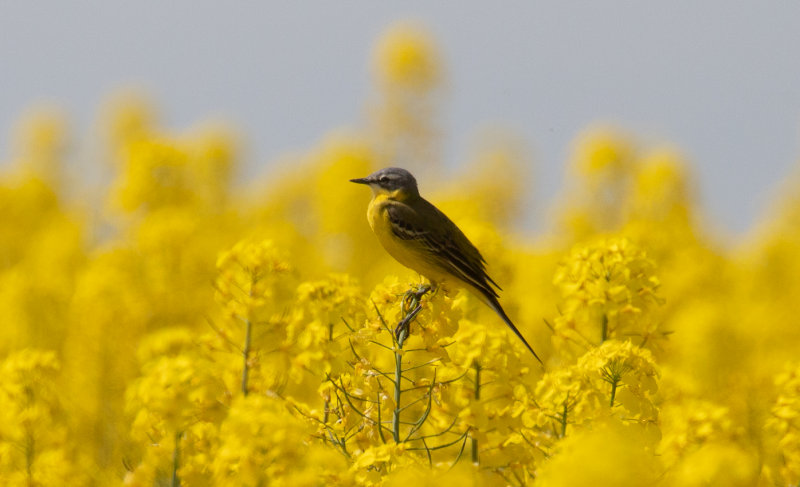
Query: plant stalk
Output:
[[471, 362, 481, 465], [241, 316, 252, 396], [393, 342, 403, 443], [171, 431, 181, 487], [601, 313, 608, 342], [610, 379, 618, 407], [241, 275, 256, 396]]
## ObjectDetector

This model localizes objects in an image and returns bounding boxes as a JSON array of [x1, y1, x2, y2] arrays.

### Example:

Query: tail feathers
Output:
[[485, 295, 543, 365]]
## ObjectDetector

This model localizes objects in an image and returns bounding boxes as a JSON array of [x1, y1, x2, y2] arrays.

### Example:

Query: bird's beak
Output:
[[349, 177, 371, 185]]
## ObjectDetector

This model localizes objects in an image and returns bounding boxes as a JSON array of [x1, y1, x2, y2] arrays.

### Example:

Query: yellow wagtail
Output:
[[351, 167, 542, 364]]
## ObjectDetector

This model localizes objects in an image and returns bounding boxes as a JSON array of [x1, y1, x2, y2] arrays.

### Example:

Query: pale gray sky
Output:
[[2, 2, 800, 234]]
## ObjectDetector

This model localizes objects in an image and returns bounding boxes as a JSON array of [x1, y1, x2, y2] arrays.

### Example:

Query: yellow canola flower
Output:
[[0, 174, 85, 352], [351, 442, 418, 486], [0, 350, 89, 487], [113, 138, 192, 211], [659, 398, 740, 467], [297, 273, 364, 324], [111, 124, 237, 213], [133, 207, 239, 326], [213, 239, 309, 396], [369, 21, 442, 172], [100, 91, 156, 152], [449, 318, 535, 381], [10, 106, 68, 188], [443, 319, 541, 470], [535, 419, 661, 487], [552, 237, 664, 358], [531, 340, 659, 444], [135, 326, 197, 365], [559, 127, 637, 238], [213, 395, 350, 487], [435, 133, 529, 230], [126, 331, 224, 434], [626, 148, 692, 225], [766, 363, 800, 485], [0, 178, 60, 269], [353, 284, 457, 453], [215, 238, 293, 324], [663, 442, 759, 487], [572, 127, 635, 176], [359, 276, 462, 359], [183, 123, 237, 208], [373, 21, 441, 91], [384, 462, 505, 487], [308, 133, 378, 273], [126, 352, 226, 443], [294, 273, 364, 375], [123, 334, 228, 486]]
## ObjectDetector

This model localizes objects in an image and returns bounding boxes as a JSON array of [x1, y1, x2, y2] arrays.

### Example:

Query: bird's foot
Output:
[[394, 304, 420, 347], [402, 284, 431, 313], [395, 284, 433, 347]]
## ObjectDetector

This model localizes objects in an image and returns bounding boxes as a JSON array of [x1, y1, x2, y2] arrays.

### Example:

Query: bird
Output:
[[350, 167, 542, 364]]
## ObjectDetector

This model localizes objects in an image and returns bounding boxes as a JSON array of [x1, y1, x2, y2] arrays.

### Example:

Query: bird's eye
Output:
[[379, 176, 389, 183]]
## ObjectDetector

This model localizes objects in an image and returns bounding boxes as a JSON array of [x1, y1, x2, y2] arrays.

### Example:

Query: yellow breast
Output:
[[366, 195, 448, 284]]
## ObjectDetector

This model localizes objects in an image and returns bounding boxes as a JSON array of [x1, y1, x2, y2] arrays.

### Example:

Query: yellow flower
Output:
[[552, 237, 665, 358], [765, 363, 800, 485], [660, 398, 739, 467], [0, 350, 88, 486], [100, 90, 156, 151], [10, 106, 68, 188], [664, 443, 758, 487], [352, 442, 415, 485], [294, 273, 364, 376], [572, 127, 634, 176], [373, 21, 441, 91], [535, 419, 661, 487], [531, 340, 659, 446], [558, 127, 636, 237], [213, 395, 349, 487], [384, 462, 505, 487], [215, 238, 293, 325], [113, 137, 192, 211]]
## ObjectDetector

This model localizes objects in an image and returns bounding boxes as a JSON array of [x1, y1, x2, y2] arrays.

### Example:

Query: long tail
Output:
[[484, 294, 543, 365]]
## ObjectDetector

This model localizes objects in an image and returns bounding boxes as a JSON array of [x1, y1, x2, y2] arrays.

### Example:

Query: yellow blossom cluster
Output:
[[2, 21, 800, 487], [551, 237, 665, 358]]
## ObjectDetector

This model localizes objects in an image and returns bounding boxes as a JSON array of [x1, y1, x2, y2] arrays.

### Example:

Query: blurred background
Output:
[[1, 1, 799, 235]]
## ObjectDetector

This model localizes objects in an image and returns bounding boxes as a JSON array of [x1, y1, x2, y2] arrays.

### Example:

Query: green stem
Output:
[[601, 313, 608, 343], [241, 275, 256, 397], [322, 397, 330, 444], [609, 379, 618, 407], [25, 433, 34, 487], [391, 284, 430, 444], [322, 322, 334, 443], [24, 389, 34, 486], [241, 317, 252, 396], [171, 432, 181, 487], [393, 342, 403, 443], [471, 362, 481, 465]]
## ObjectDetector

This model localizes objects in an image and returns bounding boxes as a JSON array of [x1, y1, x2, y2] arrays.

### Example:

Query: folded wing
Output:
[[385, 199, 499, 299]]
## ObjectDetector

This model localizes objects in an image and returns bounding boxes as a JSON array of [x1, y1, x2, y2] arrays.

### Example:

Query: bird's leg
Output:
[[417, 282, 432, 296], [394, 305, 421, 347], [394, 284, 433, 346]]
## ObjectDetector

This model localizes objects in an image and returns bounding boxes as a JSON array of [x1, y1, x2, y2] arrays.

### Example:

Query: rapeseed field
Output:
[[1, 22, 799, 486]]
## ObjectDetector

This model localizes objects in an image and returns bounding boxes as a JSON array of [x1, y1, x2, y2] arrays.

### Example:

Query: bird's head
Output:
[[350, 167, 419, 200]]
